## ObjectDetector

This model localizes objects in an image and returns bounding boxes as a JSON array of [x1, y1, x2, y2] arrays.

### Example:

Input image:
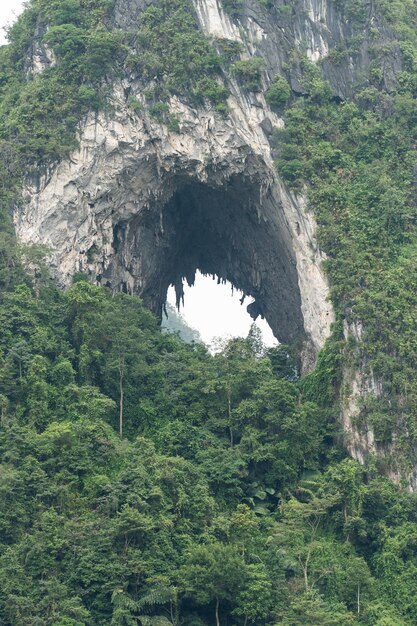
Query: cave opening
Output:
[[163, 272, 278, 348], [106, 172, 305, 349]]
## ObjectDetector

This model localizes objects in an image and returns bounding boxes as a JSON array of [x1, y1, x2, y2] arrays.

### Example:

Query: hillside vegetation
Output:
[[1, 270, 417, 625]]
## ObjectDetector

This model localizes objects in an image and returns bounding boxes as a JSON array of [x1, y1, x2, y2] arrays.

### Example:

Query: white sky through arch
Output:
[[167, 272, 278, 349]]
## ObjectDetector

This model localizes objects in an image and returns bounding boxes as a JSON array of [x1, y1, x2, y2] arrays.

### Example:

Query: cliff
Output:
[[3, 3, 417, 623], [15, 0, 338, 358]]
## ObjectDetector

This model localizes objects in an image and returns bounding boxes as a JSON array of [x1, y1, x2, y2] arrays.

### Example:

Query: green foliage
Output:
[[194, 77, 229, 112], [265, 75, 291, 108], [301, 324, 344, 407], [232, 57, 265, 92], [131, 0, 226, 107], [150, 102, 170, 120], [2, 1, 417, 624], [332, 0, 367, 23], [221, 0, 244, 19], [167, 115, 181, 133], [0, 0, 121, 165], [0, 0, 228, 176], [0, 270, 414, 624], [274, 12, 417, 463], [215, 38, 243, 64]]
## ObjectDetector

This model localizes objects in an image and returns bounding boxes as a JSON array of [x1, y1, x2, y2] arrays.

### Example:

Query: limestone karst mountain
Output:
[[2, 1, 417, 623]]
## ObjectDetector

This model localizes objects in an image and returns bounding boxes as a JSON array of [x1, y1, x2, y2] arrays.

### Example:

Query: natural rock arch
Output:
[[15, 93, 333, 364], [103, 172, 304, 345]]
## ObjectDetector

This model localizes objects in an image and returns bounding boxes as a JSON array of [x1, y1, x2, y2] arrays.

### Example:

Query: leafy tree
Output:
[[181, 542, 245, 626], [265, 76, 291, 108]]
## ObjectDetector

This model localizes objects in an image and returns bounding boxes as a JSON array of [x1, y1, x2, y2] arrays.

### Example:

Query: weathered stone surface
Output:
[[194, 0, 402, 99]]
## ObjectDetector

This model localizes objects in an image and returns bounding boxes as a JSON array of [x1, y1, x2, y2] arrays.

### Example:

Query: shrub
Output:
[[232, 57, 265, 92], [149, 102, 169, 120], [276, 158, 305, 185], [127, 96, 142, 114], [194, 77, 229, 111], [167, 115, 180, 133], [265, 76, 291, 107], [222, 0, 244, 18]]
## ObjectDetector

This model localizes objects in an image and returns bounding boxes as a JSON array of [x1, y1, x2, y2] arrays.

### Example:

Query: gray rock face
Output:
[[16, 85, 333, 360], [193, 0, 401, 98], [26, 21, 57, 76]]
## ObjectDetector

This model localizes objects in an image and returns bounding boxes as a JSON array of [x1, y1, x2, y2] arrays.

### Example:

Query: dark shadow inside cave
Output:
[[105, 174, 304, 346]]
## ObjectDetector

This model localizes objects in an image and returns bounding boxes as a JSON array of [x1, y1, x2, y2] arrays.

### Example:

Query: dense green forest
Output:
[[1, 270, 417, 626], [2, 0, 417, 623]]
